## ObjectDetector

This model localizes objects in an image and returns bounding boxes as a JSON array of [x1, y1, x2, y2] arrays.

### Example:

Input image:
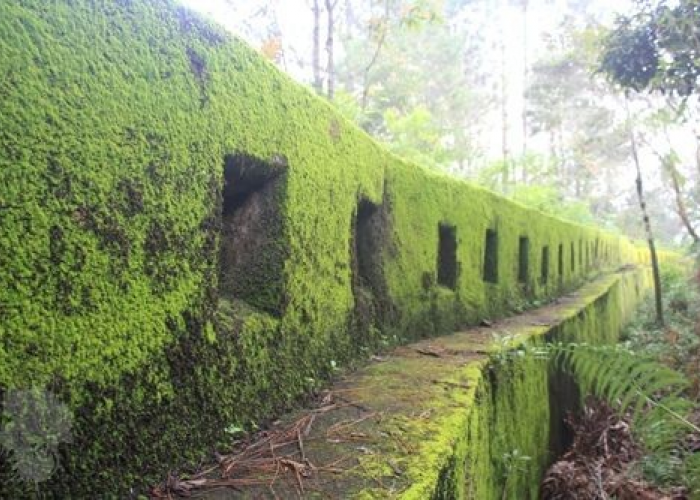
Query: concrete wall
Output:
[[0, 0, 645, 494]]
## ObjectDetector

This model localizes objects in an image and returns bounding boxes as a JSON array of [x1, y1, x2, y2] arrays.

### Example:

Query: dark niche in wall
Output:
[[218, 153, 288, 316], [483, 228, 499, 284], [353, 198, 384, 292], [438, 223, 458, 290], [518, 236, 530, 284], [558, 243, 564, 281], [541, 245, 550, 285], [350, 193, 395, 340], [579, 239, 583, 267]]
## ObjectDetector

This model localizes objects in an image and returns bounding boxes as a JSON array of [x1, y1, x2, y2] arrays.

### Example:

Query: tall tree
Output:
[[499, 0, 510, 184], [626, 96, 665, 326], [334, 0, 490, 171], [643, 102, 700, 244], [521, 0, 529, 173], [325, 0, 339, 99], [312, 0, 324, 94]]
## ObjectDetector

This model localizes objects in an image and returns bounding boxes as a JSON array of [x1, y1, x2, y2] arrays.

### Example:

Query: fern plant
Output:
[[534, 342, 700, 491]]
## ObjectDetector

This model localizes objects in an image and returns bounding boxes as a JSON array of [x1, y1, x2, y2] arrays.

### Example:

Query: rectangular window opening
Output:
[[219, 153, 287, 316], [541, 245, 550, 285], [586, 242, 590, 267], [595, 239, 600, 261], [437, 223, 458, 290], [518, 236, 529, 284], [558, 243, 564, 280], [483, 228, 499, 284], [571, 242, 575, 271]]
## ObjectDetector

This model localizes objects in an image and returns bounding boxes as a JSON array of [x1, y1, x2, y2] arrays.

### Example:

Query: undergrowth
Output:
[[621, 261, 700, 397], [545, 258, 700, 494], [549, 342, 700, 493]]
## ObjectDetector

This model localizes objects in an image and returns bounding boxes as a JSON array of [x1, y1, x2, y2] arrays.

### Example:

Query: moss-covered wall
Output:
[[244, 269, 649, 499], [447, 269, 648, 500], [0, 0, 645, 494]]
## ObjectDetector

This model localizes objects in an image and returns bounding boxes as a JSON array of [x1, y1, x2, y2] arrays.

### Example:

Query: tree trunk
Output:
[[499, 24, 510, 192], [667, 158, 700, 243], [269, 3, 287, 71], [499, 27, 509, 178], [521, 0, 529, 184], [626, 97, 664, 326], [694, 133, 700, 212], [695, 133, 700, 179], [312, 0, 323, 94], [325, 0, 337, 100], [361, 0, 389, 111]]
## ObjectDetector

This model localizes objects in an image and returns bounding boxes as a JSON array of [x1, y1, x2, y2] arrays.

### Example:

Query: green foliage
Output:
[[501, 448, 532, 498], [477, 154, 596, 225], [382, 106, 452, 169], [600, 0, 700, 96], [524, 21, 631, 234], [623, 260, 700, 379], [620, 258, 700, 493], [550, 342, 699, 490], [336, 1, 489, 171], [511, 185, 595, 225]]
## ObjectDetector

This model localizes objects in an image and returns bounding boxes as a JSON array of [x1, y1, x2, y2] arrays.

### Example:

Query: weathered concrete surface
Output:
[[170, 267, 648, 499]]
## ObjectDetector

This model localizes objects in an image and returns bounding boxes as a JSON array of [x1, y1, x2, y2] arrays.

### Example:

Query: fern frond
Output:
[[546, 343, 697, 460]]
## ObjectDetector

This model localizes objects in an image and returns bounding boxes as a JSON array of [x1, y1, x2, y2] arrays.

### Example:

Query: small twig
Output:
[[297, 429, 306, 462], [332, 395, 373, 413], [304, 413, 317, 435], [327, 413, 377, 436]]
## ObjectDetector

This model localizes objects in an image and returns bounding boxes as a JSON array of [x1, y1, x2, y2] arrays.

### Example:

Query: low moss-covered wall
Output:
[[0, 0, 646, 494], [442, 268, 648, 499], [240, 268, 647, 499]]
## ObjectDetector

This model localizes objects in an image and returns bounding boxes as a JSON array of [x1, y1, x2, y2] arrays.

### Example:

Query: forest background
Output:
[[179, 0, 700, 248]]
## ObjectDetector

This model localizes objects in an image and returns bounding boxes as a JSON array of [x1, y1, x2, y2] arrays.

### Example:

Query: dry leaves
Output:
[[541, 398, 688, 500]]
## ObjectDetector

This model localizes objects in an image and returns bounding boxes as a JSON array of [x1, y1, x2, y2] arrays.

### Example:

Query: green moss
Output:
[[344, 269, 647, 499], [0, 0, 650, 495], [241, 269, 648, 499]]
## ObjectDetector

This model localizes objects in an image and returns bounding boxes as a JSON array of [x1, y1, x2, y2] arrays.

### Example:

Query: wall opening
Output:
[[541, 245, 550, 284], [558, 243, 564, 281], [351, 195, 394, 339], [219, 153, 287, 315], [353, 198, 384, 292], [585, 242, 590, 268], [518, 236, 529, 284], [438, 223, 458, 290], [483, 228, 499, 284], [571, 242, 575, 272]]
